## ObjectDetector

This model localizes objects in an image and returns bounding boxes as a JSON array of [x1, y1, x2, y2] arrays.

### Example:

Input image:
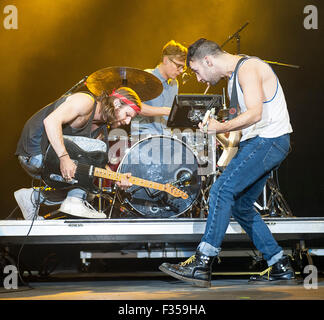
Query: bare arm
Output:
[[43, 93, 94, 179], [139, 103, 171, 117], [200, 63, 263, 134]]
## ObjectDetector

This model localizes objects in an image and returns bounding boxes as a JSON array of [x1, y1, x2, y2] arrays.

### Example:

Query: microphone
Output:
[[173, 172, 195, 186], [178, 172, 191, 183]]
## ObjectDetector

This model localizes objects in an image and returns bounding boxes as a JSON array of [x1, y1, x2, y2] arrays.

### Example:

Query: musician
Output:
[[14, 87, 141, 220], [159, 38, 296, 286], [131, 40, 187, 136]]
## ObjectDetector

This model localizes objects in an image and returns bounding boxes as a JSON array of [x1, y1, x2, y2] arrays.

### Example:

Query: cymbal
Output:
[[85, 66, 163, 101]]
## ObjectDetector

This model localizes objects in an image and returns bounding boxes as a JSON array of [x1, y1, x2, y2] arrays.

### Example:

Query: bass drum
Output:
[[117, 135, 202, 218]]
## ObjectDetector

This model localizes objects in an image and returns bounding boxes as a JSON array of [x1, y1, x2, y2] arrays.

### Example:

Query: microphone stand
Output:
[[220, 21, 249, 54], [221, 22, 300, 69], [63, 75, 88, 95]]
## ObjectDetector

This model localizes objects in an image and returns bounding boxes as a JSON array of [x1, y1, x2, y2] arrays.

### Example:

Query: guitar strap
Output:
[[228, 56, 249, 120]]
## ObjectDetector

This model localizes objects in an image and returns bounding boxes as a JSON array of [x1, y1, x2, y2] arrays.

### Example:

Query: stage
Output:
[[1, 217, 323, 268], [0, 217, 323, 245], [1, 216, 323, 303]]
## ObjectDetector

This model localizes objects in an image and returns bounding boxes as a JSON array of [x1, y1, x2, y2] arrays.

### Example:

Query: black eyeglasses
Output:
[[169, 58, 187, 72]]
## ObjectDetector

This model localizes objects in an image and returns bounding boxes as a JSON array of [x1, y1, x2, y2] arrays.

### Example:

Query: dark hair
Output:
[[98, 87, 142, 123], [186, 38, 223, 67]]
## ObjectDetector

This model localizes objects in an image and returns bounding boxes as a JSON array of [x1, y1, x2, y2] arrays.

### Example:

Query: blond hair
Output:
[[162, 40, 187, 62]]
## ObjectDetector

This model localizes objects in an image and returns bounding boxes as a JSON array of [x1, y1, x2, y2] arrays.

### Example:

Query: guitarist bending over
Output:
[[159, 39, 296, 285], [15, 87, 141, 219]]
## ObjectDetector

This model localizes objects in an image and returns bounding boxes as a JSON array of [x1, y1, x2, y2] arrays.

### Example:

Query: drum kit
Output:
[[68, 65, 222, 219]]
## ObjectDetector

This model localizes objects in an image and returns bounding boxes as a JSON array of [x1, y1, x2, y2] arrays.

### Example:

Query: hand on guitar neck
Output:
[[105, 165, 132, 190], [198, 116, 242, 167], [198, 117, 224, 134]]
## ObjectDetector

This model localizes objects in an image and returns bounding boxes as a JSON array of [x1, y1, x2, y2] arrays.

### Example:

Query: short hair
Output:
[[162, 40, 188, 62], [186, 38, 223, 67], [98, 87, 142, 122]]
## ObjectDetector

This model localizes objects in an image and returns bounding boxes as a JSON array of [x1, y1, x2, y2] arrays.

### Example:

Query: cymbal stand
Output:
[[63, 76, 88, 95], [266, 170, 293, 217], [254, 170, 293, 217]]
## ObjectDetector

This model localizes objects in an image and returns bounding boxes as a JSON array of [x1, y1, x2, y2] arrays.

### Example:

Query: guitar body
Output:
[[217, 131, 241, 167], [42, 138, 108, 194]]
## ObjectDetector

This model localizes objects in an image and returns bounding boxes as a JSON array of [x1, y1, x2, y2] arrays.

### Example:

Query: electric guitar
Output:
[[42, 138, 188, 199], [216, 131, 241, 167], [215, 89, 242, 167]]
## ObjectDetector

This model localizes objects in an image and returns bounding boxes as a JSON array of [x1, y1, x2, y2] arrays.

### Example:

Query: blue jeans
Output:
[[198, 134, 290, 266]]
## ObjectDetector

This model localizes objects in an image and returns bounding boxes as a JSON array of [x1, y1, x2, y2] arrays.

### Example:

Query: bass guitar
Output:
[[42, 138, 188, 199]]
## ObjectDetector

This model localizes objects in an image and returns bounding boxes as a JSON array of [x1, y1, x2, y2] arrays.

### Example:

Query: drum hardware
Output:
[[99, 190, 137, 219], [254, 170, 293, 217], [63, 76, 88, 95]]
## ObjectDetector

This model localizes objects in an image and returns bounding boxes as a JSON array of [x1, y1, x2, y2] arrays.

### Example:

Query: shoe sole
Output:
[[59, 205, 106, 219], [159, 265, 211, 288], [59, 208, 106, 219]]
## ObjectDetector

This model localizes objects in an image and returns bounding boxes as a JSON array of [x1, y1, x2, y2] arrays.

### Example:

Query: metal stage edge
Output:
[[0, 217, 323, 245]]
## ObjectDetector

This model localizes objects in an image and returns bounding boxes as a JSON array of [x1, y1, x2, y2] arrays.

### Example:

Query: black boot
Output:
[[159, 251, 215, 288], [249, 255, 297, 284]]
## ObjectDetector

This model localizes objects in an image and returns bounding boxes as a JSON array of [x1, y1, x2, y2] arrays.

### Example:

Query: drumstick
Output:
[[204, 83, 210, 94]]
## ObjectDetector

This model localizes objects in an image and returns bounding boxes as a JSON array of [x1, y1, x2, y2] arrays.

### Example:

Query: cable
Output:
[[15, 178, 44, 290], [4, 206, 19, 220]]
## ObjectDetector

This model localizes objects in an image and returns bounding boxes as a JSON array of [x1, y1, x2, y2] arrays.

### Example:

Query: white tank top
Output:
[[227, 57, 293, 142]]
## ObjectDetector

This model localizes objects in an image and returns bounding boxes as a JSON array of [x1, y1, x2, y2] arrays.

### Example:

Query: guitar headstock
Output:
[[165, 184, 189, 199]]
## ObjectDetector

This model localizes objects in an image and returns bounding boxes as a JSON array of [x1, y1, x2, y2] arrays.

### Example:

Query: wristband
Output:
[[59, 153, 68, 159]]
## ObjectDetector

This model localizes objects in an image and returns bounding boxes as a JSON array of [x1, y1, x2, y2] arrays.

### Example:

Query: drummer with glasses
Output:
[[131, 40, 188, 137]]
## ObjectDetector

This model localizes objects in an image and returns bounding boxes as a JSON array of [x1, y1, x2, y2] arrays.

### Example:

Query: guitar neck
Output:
[[94, 167, 167, 192]]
